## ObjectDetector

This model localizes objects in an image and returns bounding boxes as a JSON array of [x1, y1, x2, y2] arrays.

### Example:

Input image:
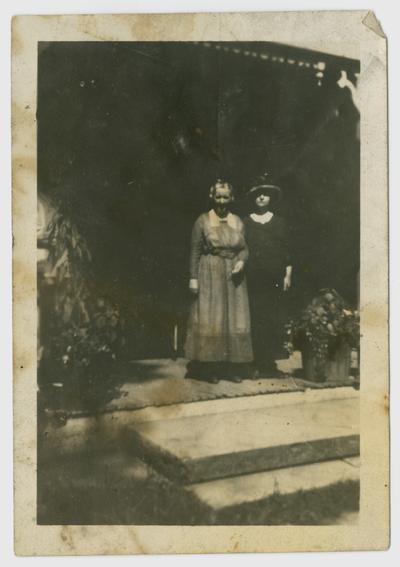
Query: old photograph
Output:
[[12, 12, 389, 554], [36, 38, 361, 526]]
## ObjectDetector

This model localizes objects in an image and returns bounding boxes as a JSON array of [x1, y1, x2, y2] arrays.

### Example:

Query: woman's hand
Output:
[[231, 260, 245, 275], [283, 275, 291, 291], [189, 278, 199, 295], [283, 266, 293, 291]]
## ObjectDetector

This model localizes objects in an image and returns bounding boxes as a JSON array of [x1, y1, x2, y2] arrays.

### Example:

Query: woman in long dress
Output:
[[244, 181, 292, 377], [185, 181, 253, 383]]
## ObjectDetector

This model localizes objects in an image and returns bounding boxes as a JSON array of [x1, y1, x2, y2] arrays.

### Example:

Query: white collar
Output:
[[209, 209, 237, 229], [250, 211, 274, 224]]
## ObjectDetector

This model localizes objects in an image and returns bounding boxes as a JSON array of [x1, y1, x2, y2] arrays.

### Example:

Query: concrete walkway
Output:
[[103, 352, 357, 413]]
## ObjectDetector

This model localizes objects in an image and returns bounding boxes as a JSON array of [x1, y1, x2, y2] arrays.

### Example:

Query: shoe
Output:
[[256, 362, 280, 377], [208, 377, 220, 384], [230, 376, 242, 383]]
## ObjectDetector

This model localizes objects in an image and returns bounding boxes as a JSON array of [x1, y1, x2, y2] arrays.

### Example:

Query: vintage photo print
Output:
[[12, 11, 389, 554]]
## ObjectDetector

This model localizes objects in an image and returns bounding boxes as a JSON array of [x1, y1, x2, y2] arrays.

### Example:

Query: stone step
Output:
[[42, 386, 357, 455], [186, 457, 360, 514], [128, 390, 359, 484]]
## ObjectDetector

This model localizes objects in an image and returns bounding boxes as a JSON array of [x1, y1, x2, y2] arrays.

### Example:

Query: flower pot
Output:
[[301, 339, 352, 382]]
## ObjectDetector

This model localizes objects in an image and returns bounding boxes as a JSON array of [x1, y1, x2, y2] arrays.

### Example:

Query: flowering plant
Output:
[[284, 288, 360, 373], [51, 300, 121, 377]]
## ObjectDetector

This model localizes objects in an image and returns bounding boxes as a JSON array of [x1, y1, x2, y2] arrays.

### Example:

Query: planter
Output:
[[301, 339, 352, 383]]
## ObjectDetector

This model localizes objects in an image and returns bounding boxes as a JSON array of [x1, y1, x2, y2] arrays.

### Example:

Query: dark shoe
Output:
[[255, 361, 279, 376], [208, 377, 220, 384], [185, 361, 198, 379], [230, 376, 242, 383]]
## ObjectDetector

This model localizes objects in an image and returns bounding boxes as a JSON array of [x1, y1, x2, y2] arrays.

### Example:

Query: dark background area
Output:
[[38, 42, 360, 359]]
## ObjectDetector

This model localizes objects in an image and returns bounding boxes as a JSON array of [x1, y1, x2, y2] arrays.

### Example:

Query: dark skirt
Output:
[[247, 278, 287, 368]]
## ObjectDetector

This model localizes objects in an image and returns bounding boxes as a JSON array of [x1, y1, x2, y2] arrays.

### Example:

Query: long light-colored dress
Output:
[[185, 209, 253, 362]]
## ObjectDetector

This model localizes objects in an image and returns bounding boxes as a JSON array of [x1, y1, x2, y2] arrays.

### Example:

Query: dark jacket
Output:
[[243, 214, 292, 285]]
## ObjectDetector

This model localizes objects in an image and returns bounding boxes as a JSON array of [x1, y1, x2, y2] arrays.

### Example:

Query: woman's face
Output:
[[212, 184, 233, 215], [255, 192, 271, 210]]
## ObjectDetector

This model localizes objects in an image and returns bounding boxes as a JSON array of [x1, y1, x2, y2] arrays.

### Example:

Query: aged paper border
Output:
[[12, 11, 389, 555]]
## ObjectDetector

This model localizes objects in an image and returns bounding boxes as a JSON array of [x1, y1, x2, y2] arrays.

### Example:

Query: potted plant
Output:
[[284, 288, 360, 382]]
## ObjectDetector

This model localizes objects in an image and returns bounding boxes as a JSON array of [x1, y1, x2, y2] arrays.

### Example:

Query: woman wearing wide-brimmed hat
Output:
[[244, 176, 293, 377]]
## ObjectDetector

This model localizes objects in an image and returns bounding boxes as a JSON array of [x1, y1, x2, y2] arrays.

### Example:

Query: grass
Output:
[[37, 448, 359, 526]]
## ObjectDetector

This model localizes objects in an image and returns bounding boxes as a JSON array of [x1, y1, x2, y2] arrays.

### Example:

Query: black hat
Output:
[[246, 172, 281, 200], [246, 183, 281, 200]]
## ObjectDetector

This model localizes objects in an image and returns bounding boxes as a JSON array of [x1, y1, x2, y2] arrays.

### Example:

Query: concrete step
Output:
[[186, 457, 360, 514], [128, 388, 359, 484], [40, 385, 357, 456]]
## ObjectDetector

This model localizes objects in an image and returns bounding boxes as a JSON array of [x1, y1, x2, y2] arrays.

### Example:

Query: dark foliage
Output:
[[39, 212, 125, 412]]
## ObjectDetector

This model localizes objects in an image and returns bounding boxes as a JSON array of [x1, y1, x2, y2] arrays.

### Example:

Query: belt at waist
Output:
[[203, 248, 237, 259]]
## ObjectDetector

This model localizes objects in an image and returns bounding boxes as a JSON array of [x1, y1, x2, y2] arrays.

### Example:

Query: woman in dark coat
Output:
[[244, 181, 292, 377], [185, 180, 253, 383]]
